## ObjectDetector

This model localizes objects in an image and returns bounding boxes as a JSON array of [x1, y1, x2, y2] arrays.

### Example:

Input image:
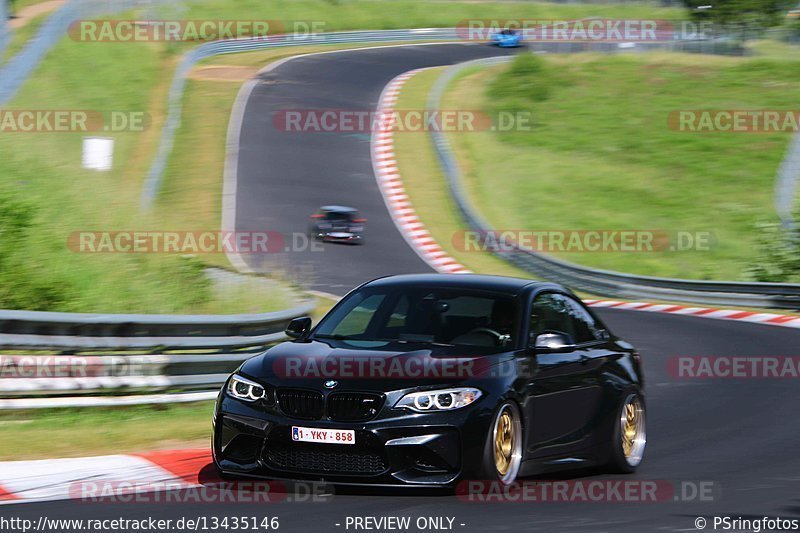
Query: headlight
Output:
[[394, 388, 482, 412], [227, 374, 265, 402]]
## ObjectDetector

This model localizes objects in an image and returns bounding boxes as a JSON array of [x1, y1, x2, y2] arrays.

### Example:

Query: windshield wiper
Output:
[[397, 338, 454, 347], [314, 334, 395, 342], [313, 334, 452, 347]]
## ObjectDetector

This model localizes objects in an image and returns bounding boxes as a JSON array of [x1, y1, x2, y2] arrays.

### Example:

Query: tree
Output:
[[683, 0, 795, 40]]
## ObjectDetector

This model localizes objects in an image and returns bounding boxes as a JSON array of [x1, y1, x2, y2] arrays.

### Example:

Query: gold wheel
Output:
[[494, 411, 513, 475], [619, 395, 646, 467], [491, 403, 521, 483]]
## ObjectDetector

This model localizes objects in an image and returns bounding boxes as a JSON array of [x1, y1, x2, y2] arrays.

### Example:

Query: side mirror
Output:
[[532, 332, 575, 353], [285, 316, 312, 339]]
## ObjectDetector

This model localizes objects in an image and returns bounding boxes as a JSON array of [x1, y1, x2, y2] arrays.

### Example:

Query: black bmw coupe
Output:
[[213, 274, 646, 487]]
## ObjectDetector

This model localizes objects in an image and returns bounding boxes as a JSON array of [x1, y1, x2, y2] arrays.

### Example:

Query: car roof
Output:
[[362, 273, 559, 296], [320, 205, 357, 213]]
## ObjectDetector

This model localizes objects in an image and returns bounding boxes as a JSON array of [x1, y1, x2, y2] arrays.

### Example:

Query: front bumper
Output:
[[493, 38, 522, 48], [213, 395, 491, 487], [321, 232, 362, 243]]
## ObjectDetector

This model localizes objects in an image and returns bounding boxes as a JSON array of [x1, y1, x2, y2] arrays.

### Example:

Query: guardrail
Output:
[[0, 0, 8, 61], [428, 56, 800, 310], [776, 132, 800, 229], [0, 299, 316, 409], [0, 0, 176, 105]]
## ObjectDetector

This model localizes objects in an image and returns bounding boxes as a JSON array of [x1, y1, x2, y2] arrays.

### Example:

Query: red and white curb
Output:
[[0, 449, 211, 505], [584, 299, 800, 328], [370, 69, 800, 331], [371, 69, 470, 275]]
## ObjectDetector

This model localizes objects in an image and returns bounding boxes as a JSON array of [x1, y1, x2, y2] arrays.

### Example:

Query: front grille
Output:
[[265, 443, 388, 475], [276, 389, 324, 420], [276, 389, 383, 421], [327, 392, 384, 422]]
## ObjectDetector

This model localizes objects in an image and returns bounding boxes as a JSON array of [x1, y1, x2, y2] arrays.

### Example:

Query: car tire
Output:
[[606, 392, 647, 474], [478, 401, 523, 484]]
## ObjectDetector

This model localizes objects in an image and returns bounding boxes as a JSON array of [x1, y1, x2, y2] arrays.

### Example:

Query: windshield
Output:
[[325, 211, 356, 222], [313, 286, 518, 352]]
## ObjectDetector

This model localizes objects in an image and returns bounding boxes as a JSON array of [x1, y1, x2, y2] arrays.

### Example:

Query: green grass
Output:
[[0, 403, 214, 460], [439, 51, 800, 281], [170, 0, 681, 35], [2, 13, 47, 64], [0, 36, 294, 313], [11, 0, 58, 11], [393, 68, 534, 279], [0, 0, 686, 313]]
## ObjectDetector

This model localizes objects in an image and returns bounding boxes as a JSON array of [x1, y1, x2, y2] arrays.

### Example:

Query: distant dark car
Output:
[[309, 205, 365, 244], [213, 274, 646, 487]]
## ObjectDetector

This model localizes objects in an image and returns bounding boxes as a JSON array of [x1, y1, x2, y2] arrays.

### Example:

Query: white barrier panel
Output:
[[82, 136, 114, 171]]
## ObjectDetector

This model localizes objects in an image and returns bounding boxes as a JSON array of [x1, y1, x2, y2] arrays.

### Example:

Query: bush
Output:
[[744, 215, 800, 282], [0, 192, 213, 312], [0, 194, 73, 310], [487, 52, 554, 111], [0, 193, 34, 269]]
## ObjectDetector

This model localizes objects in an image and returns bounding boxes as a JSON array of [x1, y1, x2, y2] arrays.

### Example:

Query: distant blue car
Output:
[[491, 28, 522, 48]]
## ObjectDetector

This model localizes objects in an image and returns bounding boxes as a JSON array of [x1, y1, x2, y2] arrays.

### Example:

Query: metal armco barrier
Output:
[[0, 0, 8, 61], [428, 56, 800, 310], [0, 299, 316, 409], [776, 131, 800, 229], [0, 0, 169, 105]]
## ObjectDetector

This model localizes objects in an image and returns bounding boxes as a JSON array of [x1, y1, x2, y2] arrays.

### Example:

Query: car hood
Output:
[[238, 340, 513, 392]]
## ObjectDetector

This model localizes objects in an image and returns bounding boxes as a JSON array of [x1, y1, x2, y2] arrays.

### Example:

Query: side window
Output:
[[530, 293, 576, 342], [561, 296, 603, 343], [386, 295, 409, 328]]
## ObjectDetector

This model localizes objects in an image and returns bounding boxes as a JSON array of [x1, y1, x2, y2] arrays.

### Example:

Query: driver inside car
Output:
[[450, 300, 515, 347]]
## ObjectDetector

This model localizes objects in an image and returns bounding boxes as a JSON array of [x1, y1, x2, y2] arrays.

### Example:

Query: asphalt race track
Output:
[[7, 44, 800, 532], [233, 43, 516, 294]]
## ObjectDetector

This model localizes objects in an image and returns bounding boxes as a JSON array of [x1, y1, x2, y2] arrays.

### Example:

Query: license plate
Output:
[[292, 426, 355, 445]]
